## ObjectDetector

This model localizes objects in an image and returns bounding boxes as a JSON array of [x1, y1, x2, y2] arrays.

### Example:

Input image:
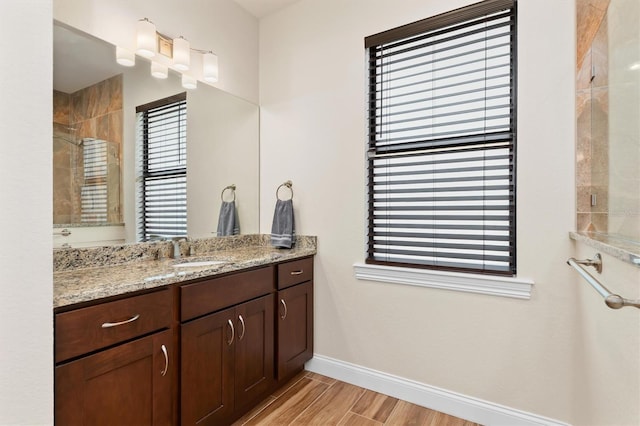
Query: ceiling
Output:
[[53, 25, 122, 93], [232, 0, 301, 18]]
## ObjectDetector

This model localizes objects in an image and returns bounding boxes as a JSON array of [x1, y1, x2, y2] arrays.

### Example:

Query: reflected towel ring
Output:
[[276, 180, 293, 200], [221, 184, 236, 202]]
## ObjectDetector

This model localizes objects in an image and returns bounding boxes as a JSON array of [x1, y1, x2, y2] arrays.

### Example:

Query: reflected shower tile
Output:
[[106, 75, 123, 114], [75, 119, 96, 141], [70, 91, 87, 123], [109, 111, 123, 146], [96, 114, 110, 141], [53, 90, 71, 125]]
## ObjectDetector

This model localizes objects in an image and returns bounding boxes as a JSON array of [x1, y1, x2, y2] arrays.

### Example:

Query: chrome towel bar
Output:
[[567, 253, 640, 310]]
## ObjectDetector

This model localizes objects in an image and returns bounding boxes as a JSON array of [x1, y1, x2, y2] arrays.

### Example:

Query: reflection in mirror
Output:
[[576, 0, 640, 245], [53, 22, 259, 248]]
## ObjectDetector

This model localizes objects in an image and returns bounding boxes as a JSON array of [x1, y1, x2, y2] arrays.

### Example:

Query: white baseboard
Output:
[[305, 355, 569, 426]]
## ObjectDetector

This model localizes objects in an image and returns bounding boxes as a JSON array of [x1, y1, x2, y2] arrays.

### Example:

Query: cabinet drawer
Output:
[[181, 266, 274, 322], [55, 289, 171, 363], [277, 257, 313, 289]]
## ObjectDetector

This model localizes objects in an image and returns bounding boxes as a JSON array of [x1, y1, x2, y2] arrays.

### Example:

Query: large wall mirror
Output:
[[53, 21, 259, 247], [576, 0, 640, 246]]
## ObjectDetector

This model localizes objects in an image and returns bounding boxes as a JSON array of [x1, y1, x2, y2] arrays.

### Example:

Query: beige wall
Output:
[[0, 1, 53, 424], [259, 0, 639, 424], [54, 0, 260, 104]]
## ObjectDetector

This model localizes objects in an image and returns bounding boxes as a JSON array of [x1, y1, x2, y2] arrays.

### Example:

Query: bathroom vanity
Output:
[[53, 236, 315, 425]]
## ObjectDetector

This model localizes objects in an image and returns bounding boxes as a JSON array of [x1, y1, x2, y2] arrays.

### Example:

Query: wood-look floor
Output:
[[232, 371, 481, 426]]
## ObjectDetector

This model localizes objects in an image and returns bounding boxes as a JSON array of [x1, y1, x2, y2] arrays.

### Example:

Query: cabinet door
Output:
[[55, 329, 172, 426], [235, 293, 275, 410], [181, 307, 235, 426], [277, 281, 313, 380]]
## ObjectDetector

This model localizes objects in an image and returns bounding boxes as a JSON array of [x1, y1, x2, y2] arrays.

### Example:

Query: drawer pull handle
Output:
[[238, 315, 246, 341], [160, 344, 169, 377], [227, 319, 235, 346], [101, 314, 140, 328], [290, 270, 304, 275], [280, 299, 288, 320]]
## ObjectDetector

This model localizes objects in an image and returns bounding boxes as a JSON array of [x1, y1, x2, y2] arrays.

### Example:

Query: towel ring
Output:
[[276, 180, 293, 200], [221, 184, 236, 202]]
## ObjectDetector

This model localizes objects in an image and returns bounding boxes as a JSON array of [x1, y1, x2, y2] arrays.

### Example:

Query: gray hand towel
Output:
[[217, 201, 240, 236], [271, 199, 295, 248]]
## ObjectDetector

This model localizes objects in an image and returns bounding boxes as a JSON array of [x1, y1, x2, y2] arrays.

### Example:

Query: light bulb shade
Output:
[[116, 47, 135, 67], [151, 62, 168, 79], [181, 74, 197, 89], [173, 37, 190, 71], [136, 18, 156, 58], [202, 52, 219, 83]]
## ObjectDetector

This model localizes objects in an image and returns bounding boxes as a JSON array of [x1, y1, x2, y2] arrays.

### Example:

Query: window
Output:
[[136, 93, 187, 241], [366, 0, 517, 276], [80, 138, 108, 223]]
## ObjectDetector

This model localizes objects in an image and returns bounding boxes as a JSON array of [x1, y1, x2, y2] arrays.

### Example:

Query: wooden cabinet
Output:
[[276, 257, 314, 381], [54, 289, 173, 426], [180, 267, 275, 425], [55, 256, 313, 425]]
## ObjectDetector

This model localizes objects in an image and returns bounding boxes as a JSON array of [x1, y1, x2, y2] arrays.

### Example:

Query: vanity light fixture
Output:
[[116, 18, 219, 88], [173, 36, 191, 71], [136, 18, 157, 58], [181, 74, 197, 89], [151, 62, 168, 79], [116, 47, 135, 67], [202, 51, 219, 83]]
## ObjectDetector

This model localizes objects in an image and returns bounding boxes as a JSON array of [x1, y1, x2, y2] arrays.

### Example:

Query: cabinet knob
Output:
[[290, 270, 304, 275], [226, 319, 235, 346], [160, 344, 169, 377], [280, 299, 288, 320]]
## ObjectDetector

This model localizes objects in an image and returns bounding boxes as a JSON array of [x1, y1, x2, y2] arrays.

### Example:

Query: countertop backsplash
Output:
[[54, 234, 316, 272], [53, 234, 317, 308]]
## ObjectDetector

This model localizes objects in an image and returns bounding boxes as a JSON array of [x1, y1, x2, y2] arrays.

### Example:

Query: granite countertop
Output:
[[54, 235, 316, 308]]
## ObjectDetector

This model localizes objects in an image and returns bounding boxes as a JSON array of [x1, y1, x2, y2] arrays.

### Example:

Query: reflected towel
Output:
[[217, 201, 240, 236], [271, 199, 295, 248]]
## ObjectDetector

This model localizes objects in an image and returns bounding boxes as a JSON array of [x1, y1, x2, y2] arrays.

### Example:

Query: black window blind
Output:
[[80, 138, 108, 223], [366, 0, 517, 275], [136, 93, 187, 241]]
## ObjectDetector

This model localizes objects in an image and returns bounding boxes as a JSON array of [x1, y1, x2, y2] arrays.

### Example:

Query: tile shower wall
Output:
[[53, 74, 123, 224], [576, 0, 610, 232]]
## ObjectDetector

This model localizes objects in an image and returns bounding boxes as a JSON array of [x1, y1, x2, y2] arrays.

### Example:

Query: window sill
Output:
[[353, 263, 534, 299]]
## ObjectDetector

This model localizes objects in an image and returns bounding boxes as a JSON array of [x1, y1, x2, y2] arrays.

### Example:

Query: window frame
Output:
[[365, 0, 518, 276], [136, 92, 188, 242]]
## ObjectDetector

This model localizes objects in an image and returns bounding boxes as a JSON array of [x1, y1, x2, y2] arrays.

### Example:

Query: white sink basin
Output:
[[172, 260, 227, 268]]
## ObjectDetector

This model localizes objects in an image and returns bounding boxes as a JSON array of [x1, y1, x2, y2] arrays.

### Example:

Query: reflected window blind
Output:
[[136, 93, 187, 241], [365, 0, 517, 275], [81, 138, 108, 223]]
